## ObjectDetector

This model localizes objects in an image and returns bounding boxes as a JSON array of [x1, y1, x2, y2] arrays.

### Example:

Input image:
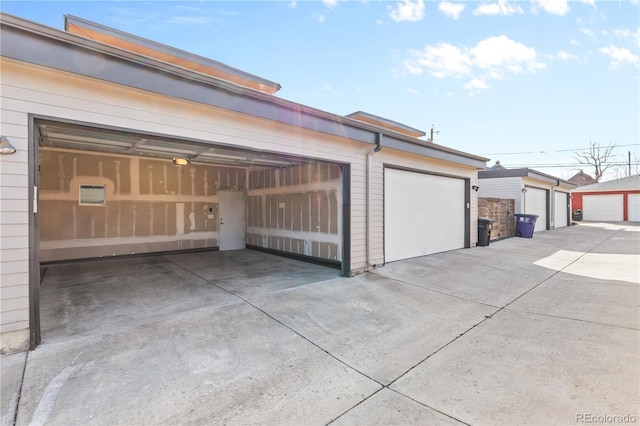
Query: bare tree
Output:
[[573, 141, 616, 182]]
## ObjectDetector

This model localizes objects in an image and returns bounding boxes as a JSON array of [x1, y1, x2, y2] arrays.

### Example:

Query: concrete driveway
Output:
[[2, 222, 638, 425]]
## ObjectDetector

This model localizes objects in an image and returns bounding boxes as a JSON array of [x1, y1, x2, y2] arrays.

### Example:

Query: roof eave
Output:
[[0, 12, 488, 169]]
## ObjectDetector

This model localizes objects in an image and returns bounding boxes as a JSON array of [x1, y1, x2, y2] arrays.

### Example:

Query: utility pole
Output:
[[629, 151, 632, 176]]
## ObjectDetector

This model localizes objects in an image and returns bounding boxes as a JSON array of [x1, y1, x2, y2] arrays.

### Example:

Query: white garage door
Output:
[[627, 194, 640, 222], [385, 168, 465, 262], [525, 187, 547, 232], [554, 191, 569, 228], [583, 194, 623, 221]]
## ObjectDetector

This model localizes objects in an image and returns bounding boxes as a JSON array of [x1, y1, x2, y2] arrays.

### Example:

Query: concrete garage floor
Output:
[[2, 223, 639, 426]]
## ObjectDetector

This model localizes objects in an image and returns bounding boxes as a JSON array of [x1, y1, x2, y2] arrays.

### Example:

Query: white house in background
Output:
[[571, 175, 640, 222], [0, 13, 488, 353], [478, 168, 577, 232]]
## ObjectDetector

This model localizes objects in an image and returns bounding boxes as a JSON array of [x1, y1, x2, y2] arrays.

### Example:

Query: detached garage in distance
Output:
[[478, 167, 576, 232], [571, 175, 640, 222], [0, 13, 488, 353]]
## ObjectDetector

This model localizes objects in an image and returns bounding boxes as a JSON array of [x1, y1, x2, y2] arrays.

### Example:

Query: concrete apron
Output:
[[1, 223, 638, 425]]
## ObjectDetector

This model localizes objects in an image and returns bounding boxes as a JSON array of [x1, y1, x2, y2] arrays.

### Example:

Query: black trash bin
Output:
[[572, 209, 583, 221], [515, 214, 538, 238], [478, 218, 494, 246]]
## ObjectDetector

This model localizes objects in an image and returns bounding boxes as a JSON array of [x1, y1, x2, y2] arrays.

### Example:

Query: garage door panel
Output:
[[525, 187, 547, 232], [628, 194, 640, 222], [554, 191, 569, 228], [385, 169, 465, 262], [583, 194, 623, 221]]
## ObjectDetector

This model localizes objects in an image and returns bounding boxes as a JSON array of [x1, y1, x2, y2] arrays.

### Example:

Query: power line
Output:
[[481, 143, 640, 156]]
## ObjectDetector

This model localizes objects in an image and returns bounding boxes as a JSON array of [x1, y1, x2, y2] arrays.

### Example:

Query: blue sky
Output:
[[2, 0, 639, 181]]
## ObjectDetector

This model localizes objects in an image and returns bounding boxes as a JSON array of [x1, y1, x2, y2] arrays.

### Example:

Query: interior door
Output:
[[219, 191, 245, 250]]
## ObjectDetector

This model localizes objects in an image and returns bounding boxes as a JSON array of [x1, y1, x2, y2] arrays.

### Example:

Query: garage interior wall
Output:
[[246, 163, 342, 262], [39, 147, 342, 264], [39, 148, 246, 262]]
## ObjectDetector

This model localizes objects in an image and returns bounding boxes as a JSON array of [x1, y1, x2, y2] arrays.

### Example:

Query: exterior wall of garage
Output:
[[0, 57, 485, 352], [476, 177, 523, 218]]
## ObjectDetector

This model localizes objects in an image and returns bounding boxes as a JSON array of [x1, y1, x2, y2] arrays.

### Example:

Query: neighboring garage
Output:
[[478, 168, 576, 232], [0, 13, 488, 353], [572, 175, 640, 222]]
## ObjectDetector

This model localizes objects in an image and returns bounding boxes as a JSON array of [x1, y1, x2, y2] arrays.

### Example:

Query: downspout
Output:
[[366, 133, 382, 268]]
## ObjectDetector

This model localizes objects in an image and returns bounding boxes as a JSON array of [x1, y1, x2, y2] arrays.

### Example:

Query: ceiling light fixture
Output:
[[0, 136, 17, 154], [172, 157, 191, 166]]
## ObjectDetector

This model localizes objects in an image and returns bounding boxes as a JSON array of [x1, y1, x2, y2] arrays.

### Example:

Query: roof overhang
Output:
[[64, 15, 282, 95], [0, 12, 488, 170], [345, 111, 426, 138], [478, 168, 577, 189]]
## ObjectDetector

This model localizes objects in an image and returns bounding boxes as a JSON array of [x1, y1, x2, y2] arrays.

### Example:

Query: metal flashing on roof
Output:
[[64, 15, 281, 95], [345, 111, 426, 138], [0, 12, 488, 169], [478, 168, 576, 188]]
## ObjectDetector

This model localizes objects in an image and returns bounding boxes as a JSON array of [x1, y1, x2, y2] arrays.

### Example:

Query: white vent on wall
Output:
[[79, 184, 106, 206]]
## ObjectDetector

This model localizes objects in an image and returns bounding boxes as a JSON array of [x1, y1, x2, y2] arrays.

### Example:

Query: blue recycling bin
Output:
[[515, 214, 538, 238]]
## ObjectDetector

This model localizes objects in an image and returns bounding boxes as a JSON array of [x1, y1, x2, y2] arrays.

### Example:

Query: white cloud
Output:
[[439, 2, 465, 20], [473, 0, 523, 16], [580, 28, 595, 37], [531, 0, 570, 16], [471, 35, 546, 75], [613, 28, 640, 48], [404, 35, 546, 94], [406, 87, 421, 95], [570, 39, 579, 46], [323, 0, 337, 8], [548, 50, 578, 60], [314, 13, 326, 23], [389, 0, 425, 22], [405, 43, 472, 78], [464, 78, 491, 95], [322, 83, 343, 96], [288, 1, 297, 8], [599, 44, 640, 69]]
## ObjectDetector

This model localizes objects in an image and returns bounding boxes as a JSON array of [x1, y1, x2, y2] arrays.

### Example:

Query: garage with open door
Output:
[[583, 194, 624, 221], [37, 120, 346, 267], [554, 191, 570, 228], [384, 167, 467, 262], [0, 13, 489, 353], [524, 186, 548, 232]]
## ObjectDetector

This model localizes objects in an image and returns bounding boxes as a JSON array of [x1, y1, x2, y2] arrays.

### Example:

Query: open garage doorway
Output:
[[30, 117, 349, 347]]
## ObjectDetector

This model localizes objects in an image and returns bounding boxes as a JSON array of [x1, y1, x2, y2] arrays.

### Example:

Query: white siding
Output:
[[477, 177, 523, 213], [0, 81, 30, 351]]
